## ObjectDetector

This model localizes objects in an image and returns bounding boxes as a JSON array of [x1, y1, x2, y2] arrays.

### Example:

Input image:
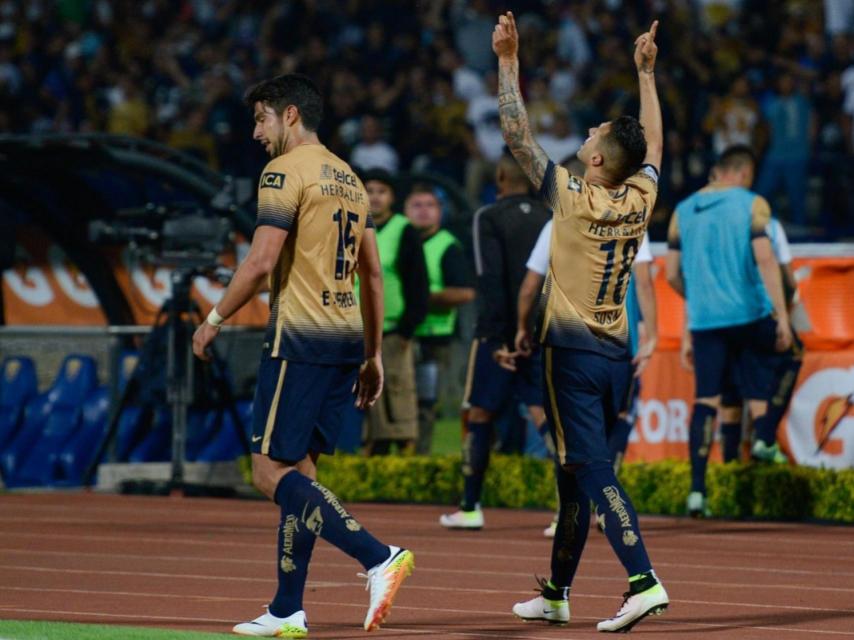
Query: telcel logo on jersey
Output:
[[786, 367, 854, 469], [260, 172, 286, 189]]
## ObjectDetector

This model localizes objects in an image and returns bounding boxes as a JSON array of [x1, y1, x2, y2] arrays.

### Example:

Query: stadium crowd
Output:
[[0, 0, 852, 237]]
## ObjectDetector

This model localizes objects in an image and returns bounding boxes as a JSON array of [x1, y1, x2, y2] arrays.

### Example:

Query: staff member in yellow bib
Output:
[[405, 184, 475, 455], [359, 169, 430, 455]]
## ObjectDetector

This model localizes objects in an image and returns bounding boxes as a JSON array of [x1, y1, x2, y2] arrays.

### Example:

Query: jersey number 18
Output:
[[596, 238, 638, 305]]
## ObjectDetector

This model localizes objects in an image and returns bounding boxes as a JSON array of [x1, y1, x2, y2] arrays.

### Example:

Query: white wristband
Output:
[[206, 307, 224, 327]]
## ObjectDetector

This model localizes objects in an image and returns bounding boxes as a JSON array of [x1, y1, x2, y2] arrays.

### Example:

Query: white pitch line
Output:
[[2, 583, 854, 616], [3, 561, 854, 596], [2, 514, 852, 549], [1, 527, 852, 567], [2, 546, 853, 581]]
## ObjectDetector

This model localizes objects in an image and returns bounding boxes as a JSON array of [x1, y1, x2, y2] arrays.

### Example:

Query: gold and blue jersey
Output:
[[538, 161, 658, 359], [256, 144, 371, 364]]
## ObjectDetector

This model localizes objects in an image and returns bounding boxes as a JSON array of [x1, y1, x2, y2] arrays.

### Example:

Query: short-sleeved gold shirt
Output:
[[256, 144, 371, 364]]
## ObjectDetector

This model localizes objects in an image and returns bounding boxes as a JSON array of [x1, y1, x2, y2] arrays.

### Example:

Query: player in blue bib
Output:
[[666, 145, 793, 517]]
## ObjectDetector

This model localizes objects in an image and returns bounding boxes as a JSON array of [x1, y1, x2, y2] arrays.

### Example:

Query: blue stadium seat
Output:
[[57, 386, 111, 485], [127, 408, 171, 462], [185, 409, 215, 462], [0, 394, 52, 486], [196, 401, 253, 462], [0, 357, 38, 452], [9, 355, 98, 487]]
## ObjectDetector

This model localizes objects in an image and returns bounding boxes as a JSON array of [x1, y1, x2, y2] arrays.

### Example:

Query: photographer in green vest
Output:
[[360, 169, 430, 455], [405, 184, 475, 454]]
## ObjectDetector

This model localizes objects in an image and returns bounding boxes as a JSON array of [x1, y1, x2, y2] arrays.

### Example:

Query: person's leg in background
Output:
[[783, 155, 809, 226], [364, 334, 418, 456], [440, 339, 511, 529], [414, 342, 449, 455], [719, 369, 744, 463], [686, 327, 729, 517], [755, 154, 784, 217], [742, 317, 800, 463]]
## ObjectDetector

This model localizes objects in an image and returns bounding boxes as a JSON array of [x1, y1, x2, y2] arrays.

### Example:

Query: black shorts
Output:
[[543, 346, 631, 466], [251, 354, 359, 462], [462, 338, 544, 412], [720, 326, 804, 407], [691, 316, 779, 401]]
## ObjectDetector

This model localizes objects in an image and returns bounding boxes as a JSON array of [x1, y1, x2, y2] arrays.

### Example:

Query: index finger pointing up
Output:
[[649, 20, 659, 40]]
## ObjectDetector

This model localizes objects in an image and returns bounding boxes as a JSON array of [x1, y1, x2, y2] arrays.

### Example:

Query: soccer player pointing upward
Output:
[[494, 14, 669, 632], [192, 74, 413, 637]]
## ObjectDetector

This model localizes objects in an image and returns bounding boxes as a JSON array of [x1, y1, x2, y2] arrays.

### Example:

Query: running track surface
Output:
[[0, 494, 853, 639]]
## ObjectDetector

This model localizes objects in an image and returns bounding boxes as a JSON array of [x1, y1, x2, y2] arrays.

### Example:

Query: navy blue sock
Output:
[[577, 461, 652, 577], [721, 421, 741, 462], [550, 463, 590, 589], [462, 420, 491, 511], [269, 506, 316, 617], [607, 416, 633, 463], [275, 472, 388, 571], [756, 353, 802, 444], [689, 404, 718, 493]]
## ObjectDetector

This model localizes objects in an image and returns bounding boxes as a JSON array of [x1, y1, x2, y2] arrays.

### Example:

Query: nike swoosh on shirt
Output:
[[694, 199, 724, 213], [252, 435, 263, 443]]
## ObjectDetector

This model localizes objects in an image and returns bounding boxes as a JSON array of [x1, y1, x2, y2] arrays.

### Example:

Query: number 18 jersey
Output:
[[256, 144, 370, 364], [538, 161, 659, 359]]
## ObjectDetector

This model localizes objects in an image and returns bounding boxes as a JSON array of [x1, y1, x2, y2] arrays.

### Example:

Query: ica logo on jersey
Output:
[[260, 172, 286, 189]]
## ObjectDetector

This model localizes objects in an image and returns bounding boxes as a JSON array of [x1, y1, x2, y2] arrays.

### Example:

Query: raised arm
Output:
[[634, 21, 663, 172], [493, 12, 549, 190]]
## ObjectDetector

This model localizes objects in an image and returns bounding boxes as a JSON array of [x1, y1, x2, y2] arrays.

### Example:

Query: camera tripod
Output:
[[83, 267, 251, 492]]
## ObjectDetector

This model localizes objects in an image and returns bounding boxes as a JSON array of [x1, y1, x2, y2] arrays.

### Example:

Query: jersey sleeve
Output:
[[538, 161, 586, 221], [750, 195, 771, 239], [256, 158, 303, 230], [769, 218, 792, 264], [623, 164, 659, 212], [635, 232, 653, 264], [666, 211, 681, 250], [525, 219, 552, 275]]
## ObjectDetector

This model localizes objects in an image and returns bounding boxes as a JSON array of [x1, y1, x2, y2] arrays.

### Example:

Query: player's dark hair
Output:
[[602, 116, 647, 183], [717, 144, 757, 172], [244, 73, 323, 132], [407, 182, 439, 202]]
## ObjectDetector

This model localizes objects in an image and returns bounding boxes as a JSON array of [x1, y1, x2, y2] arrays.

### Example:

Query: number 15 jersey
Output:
[[256, 144, 370, 364], [538, 161, 659, 359]]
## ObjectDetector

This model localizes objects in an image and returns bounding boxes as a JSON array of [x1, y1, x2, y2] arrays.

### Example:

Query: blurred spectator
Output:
[[704, 75, 761, 155], [0, 0, 848, 238], [538, 109, 583, 165], [756, 74, 814, 226], [465, 71, 502, 205], [351, 114, 399, 173]]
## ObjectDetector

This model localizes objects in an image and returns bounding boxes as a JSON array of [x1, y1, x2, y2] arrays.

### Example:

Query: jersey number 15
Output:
[[333, 209, 359, 280]]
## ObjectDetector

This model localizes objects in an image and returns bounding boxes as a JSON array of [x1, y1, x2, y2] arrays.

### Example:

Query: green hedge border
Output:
[[315, 454, 854, 523]]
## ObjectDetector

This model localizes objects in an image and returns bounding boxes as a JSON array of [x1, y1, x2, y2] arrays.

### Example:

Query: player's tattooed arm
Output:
[[493, 12, 549, 190]]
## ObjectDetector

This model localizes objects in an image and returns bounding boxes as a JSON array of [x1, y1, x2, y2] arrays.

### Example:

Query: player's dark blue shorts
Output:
[[543, 346, 631, 466], [691, 315, 779, 401], [721, 325, 804, 406], [463, 338, 544, 412], [251, 353, 359, 462]]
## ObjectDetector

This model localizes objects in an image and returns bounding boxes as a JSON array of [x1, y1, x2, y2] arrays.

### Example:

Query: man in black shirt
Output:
[[360, 169, 430, 455], [440, 154, 551, 529]]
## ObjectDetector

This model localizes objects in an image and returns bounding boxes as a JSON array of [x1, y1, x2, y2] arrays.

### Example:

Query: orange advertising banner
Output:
[[627, 349, 854, 469], [3, 229, 270, 326]]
